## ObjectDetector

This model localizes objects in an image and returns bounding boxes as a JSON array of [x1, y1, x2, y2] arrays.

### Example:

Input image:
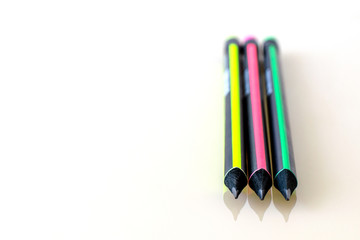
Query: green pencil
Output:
[[263, 38, 298, 200]]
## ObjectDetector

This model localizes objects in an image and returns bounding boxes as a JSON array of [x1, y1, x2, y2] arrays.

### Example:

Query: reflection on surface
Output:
[[223, 187, 247, 221], [248, 188, 271, 221], [273, 188, 297, 222]]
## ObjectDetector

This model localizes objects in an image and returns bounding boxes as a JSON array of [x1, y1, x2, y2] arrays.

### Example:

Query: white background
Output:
[[0, 0, 360, 239]]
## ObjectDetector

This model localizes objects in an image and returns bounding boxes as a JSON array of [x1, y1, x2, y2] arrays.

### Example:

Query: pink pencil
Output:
[[243, 37, 272, 200]]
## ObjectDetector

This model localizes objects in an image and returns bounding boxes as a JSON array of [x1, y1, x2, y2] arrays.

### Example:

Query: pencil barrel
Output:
[[243, 39, 271, 176], [223, 38, 247, 197], [243, 38, 272, 199], [263, 39, 297, 199]]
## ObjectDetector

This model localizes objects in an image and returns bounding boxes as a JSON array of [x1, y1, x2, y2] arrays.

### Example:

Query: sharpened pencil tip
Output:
[[281, 188, 292, 201], [231, 187, 241, 199], [273, 169, 297, 201], [256, 189, 265, 200], [248, 169, 272, 200]]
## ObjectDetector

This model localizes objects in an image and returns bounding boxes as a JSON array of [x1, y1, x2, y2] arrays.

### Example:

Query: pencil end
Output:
[[280, 188, 291, 201], [224, 168, 247, 199], [274, 169, 298, 201], [264, 36, 276, 42], [248, 169, 272, 200], [256, 189, 265, 200], [244, 35, 256, 42], [224, 38, 240, 52]]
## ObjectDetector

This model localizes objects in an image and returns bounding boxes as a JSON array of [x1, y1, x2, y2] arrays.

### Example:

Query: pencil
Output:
[[263, 38, 298, 200], [223, 38, 247, 199], [243, 37, 272, 200]]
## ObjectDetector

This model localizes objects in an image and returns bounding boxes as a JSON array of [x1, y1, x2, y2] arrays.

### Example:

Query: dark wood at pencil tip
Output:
[[274, 169, 297, 201], [248, 169, 272, 201], [224, 168, 247, 199]]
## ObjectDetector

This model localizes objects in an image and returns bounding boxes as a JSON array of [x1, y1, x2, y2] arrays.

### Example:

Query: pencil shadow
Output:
[[281, 53, 330, 209], [223, 188, 247, 221], [273, 188, 297, 222], [248, 188, 271, 221]]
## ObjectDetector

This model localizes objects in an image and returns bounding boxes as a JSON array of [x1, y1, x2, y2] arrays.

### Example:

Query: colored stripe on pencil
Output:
[[229, 43, 242, 169]]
